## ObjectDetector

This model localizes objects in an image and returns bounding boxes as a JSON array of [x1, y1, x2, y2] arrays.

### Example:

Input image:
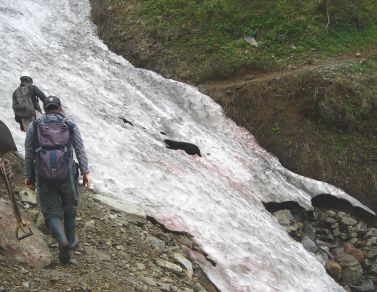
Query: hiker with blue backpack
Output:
[[24, 96, 91, 264], [12, 76, 47, 132]]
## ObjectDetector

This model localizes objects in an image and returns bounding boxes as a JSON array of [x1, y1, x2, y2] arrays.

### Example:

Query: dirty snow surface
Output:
[[0, 1, 372, 291]]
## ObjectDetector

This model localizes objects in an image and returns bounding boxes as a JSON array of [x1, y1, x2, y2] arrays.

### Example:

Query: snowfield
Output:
[[0, 1, 373, 291]]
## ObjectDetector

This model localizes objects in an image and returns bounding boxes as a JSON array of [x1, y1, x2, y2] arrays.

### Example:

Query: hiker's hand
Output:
[[25, 178, 35, 191], [35, 110, 42, 119], [83, 173, 91, 190]]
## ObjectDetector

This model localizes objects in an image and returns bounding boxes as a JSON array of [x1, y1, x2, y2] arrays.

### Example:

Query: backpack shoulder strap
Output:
[[65, 120, 75, 147], [33, 119, 41, 150]]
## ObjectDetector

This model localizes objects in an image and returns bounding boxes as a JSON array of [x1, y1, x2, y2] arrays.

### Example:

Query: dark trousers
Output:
[[38, 181, 78, 222]]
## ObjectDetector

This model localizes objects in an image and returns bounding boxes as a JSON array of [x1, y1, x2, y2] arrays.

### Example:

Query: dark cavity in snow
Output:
[[119, 117, 133, 126], [164, 139, 201, 157]]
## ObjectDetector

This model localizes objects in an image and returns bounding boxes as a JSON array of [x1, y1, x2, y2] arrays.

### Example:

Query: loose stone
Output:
[[272, 210, 294, 226], [325, 261, 342, 280], [344, 243, 364, 264], [326, 210, 337, 218], [337, 253, 359, 267], [340, 215, 357, 226], [369, 264, 377, 275], [174, 253, 193, 279], [366, 237, 377, 246], [142, 277, 157, 287], [356, 222, 368, 234], [303, 222, 316, 240], [350, 232, 358, 238], [358, 279, 375, 292], [325, 218, 337, 224], [20, 267, 28, 274], [349, 238, 358, 245], [366, 229, 377, 238], [364, 247, 377, 259], [148, 236, 166, 251], [84, 220, 96, 229], [333, 227, 340, 237], [301, 236, 318, 253], [340, 233, 348, 240], [341, 265, 363, 286], [156, 260, 184, 275]]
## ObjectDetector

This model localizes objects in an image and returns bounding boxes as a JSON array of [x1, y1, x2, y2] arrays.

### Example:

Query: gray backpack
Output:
[[34, 118, 74, 183], [12, 86, 35, 118]]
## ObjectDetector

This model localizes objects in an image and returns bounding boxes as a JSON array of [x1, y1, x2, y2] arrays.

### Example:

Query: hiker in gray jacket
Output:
[[24, 96, 90, 264], [12, 76, 47, 132]]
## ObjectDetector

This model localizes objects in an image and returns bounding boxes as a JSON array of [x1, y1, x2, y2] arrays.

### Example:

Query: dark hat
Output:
[[20, 76, 33, 84], [44, 96, 61, 110]]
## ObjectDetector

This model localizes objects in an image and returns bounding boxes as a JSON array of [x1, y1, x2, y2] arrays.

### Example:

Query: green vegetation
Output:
[[271, 122, 282, 134], [128, 0, 377, 82]]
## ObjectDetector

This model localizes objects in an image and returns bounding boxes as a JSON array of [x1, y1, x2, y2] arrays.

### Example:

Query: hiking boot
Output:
[[58, 243, 71, 264], [64, 210, 79, 250], [69, 237, 80, 250], [47, 216, 70, 264]]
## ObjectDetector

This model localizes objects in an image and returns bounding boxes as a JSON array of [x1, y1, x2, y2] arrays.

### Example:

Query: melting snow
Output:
[[0, 0, 373, 291]]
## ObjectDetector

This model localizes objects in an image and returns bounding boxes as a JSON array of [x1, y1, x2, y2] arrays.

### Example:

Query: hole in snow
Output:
[[119, 117, 133, 126], [263, 201, 313, 227], [311, 194, 375, 223], [263, 200, 307, 214], [164, 139, 202, 157]]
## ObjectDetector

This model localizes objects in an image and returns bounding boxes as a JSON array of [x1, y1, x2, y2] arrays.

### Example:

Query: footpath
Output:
[[0, 153, 216, 292]]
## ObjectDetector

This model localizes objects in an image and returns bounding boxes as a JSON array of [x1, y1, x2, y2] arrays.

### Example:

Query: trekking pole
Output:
[[0, 155, 33, 241]]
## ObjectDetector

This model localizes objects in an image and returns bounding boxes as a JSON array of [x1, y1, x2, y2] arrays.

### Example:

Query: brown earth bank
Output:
[[0, 153, 218, 292], [89, 0, 192, 84], [204, 60, 377, 213], [89, 1, 377, 213]]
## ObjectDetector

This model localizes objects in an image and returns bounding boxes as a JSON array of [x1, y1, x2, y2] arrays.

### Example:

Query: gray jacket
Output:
[[24, 112, 89, 180]]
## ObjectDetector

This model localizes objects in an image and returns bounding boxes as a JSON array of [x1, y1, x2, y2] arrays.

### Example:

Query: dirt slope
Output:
[[0, 153, 217, 291]]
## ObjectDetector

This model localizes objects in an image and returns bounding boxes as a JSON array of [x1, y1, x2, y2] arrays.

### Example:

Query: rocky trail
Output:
[[0, 154, 216, 292]]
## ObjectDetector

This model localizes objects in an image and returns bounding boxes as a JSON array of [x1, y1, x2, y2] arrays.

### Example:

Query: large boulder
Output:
[[0, 199, 52, 267], [94, 194, 147, 225], [336, 253, 363, 285], [18, 188, 37, 206]]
